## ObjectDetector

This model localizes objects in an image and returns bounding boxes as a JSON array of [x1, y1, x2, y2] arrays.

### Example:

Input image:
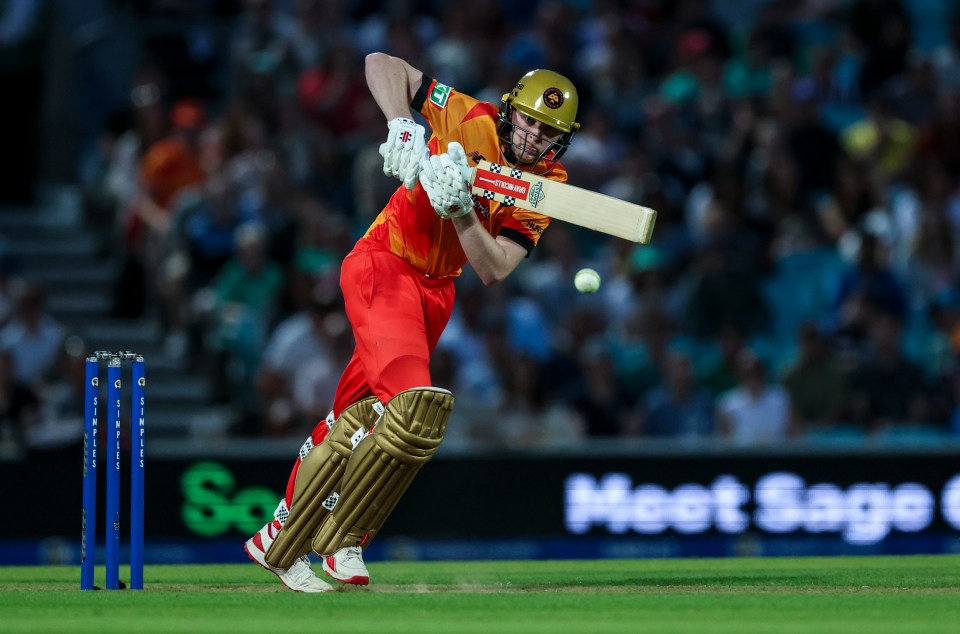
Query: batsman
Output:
[[245, 51, 581, 592]]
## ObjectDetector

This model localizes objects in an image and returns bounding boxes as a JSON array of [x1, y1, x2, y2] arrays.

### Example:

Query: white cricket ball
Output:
[[574, 268, 601, 294]]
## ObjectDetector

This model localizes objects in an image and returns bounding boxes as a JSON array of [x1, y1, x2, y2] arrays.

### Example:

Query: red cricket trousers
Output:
[[331, 238, 456, 416]]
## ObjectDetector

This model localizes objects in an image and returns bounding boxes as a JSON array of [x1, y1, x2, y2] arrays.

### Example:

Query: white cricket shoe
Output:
[[245, 522, 333, 592], [322, 546, 370, 585]]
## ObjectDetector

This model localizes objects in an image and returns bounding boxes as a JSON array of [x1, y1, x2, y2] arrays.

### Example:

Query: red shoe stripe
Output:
[[324, 555, 337, 572], [340, 575, 369, 585]]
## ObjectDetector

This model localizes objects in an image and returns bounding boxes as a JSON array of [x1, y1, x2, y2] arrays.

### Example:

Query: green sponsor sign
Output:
[[181, 461, 280, 536]]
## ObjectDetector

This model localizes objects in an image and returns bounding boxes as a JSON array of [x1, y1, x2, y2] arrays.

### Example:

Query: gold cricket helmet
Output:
[[498, 69, 581, 173], [503, 69, 580, 133]]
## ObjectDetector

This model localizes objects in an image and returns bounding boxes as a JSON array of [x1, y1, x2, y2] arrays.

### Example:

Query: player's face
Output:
[[510, 110, 563, 164]]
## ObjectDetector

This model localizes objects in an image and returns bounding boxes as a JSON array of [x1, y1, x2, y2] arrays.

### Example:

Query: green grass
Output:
[[1, 556, 959, 633]]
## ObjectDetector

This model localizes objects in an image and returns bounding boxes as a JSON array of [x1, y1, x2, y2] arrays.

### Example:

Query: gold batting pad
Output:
[[264, 397, 380, 569], [312, 387, 453, 556]]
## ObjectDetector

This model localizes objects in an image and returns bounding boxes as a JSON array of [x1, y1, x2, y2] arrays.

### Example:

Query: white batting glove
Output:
[[379, 117, 427, 189], [419, 142, 474, 219], [445, 141, 473, 183]]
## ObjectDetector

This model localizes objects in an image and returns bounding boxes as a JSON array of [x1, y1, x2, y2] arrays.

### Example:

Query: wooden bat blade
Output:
[[470, 161, 656, 243]]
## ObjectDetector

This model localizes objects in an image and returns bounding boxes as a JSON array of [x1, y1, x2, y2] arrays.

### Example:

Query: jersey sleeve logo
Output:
[[429, 82, 452, 109]]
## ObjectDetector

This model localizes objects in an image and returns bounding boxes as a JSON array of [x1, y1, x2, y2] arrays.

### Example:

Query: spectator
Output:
[[0, 285, 64, 387], [0, 349, 39, 452], [899, 164, 958, 306], [28, 336, 88, 452], [106, 64, 175, 319], [601, 244, 684, 327], [641, 348, 715, 439], [487, 354, 583, 449], [514, 223, 584, 333], [569, 342, 642, 438], [123, 97, 210, 344], [784, 77, 843, 207], [846, 311, 933, 433], [781, 322, 849, 434], [228, 0, 298, 102], [915, 91, 960, 180], [100, 65, 171, 224], [931, 14, 960, 94], [699, 325, 746, 397], [832, 229, 908, 351], [841, 92, 916, 182], [135, 98, 208, 246], [716, 349, 792, 445], [683, 231, 770, 339], [201, 221, 284, 418], [848, 0, 912, 99]]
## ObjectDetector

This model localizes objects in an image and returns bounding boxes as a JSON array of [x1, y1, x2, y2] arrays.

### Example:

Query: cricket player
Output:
[[245, 51, 580, 592]]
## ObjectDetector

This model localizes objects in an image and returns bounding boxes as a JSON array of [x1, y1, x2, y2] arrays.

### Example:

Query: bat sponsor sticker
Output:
[[474, 168, 530, 200], [528, 181, 545, 208]]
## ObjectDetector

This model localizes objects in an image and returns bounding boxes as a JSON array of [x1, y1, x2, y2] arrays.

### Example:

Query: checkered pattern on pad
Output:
[[299, 437, 314, 461], [322, 492, 340, 511], [274, 500, 290, 525]]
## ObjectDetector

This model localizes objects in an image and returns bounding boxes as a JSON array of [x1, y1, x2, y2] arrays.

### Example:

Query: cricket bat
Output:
[[470, 161, 657, 244]]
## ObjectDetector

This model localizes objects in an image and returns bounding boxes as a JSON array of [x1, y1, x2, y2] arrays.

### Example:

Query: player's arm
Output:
[[417, 141, 531, 284], [365, 52, 423, 119], [451, 216, 528, 285], [365, 52, 427, 189]]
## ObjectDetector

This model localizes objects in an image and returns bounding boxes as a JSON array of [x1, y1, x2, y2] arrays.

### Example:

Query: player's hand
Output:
[[379, 117, 427, 189], [419, 142, 474, 219], [445, 141, 473, 183]]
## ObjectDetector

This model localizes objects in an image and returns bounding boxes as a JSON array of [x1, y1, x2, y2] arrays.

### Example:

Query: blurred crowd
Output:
[[4, 0, 960, 451]]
